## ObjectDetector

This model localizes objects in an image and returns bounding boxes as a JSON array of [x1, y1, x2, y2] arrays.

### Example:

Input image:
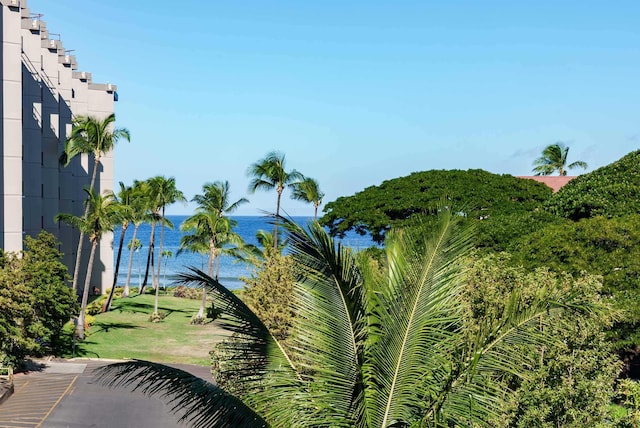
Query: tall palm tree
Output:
[[56, 189, 121, 340], [180, 181, 248, 318], [97, 208, 595, 427], [103, 182, 134, 312], [123, 181, 151, 297], [147, 176, 185, 316], [291, 176, 324, 219], [247, 151, 303, 249], [60, 113, 130, 292], [532, 142, 588, 176]]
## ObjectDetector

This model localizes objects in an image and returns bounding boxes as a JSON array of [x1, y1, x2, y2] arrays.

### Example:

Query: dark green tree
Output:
[[321, 169, 552, 243], [545, 149, 640, 220], [0, 232, 78, 365]]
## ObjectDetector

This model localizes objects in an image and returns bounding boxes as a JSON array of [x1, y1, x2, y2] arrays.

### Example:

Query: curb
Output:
[[0, 381, 14, 406]]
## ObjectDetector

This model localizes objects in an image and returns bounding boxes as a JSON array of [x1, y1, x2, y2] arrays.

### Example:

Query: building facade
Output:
[[1, 0, 116, 293]]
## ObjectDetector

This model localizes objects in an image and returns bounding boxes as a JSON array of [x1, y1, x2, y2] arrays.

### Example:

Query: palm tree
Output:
[[60, 113, 130, 292], [244, 229, 287, 265], [247, 151, 303, 249], [103, 182, 134, 312], [56, 189, 121, 340], [147, 176, 185, 316], [123, 181, 151, 297], [291, 176, 324, 219], [97, 208, 595, 427], [161, 250, 173, 292], [125, 238, 142, 296], [532, 142, 588, 176], [180, 181, 248, 318]]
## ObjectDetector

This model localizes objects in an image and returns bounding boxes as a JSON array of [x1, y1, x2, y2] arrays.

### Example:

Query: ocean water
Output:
[[113, 216, 376, 290]]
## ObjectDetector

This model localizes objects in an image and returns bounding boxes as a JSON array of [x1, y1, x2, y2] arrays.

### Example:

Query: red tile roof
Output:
[[517, 176, 576, 192]]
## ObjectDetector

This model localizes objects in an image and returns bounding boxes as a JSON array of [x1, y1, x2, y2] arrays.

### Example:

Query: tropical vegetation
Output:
[[320, 169, 552, 243], [97, 210, 601, 427], [247, 151, 303, 248], [180, 181, 247, 320], [59, 113, 130, 292], [56, 189, 121, 339], [0, 232, 78, 366]]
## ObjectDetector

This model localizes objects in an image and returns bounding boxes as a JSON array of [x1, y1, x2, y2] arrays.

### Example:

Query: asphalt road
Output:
[[0, 360, 214, 428]]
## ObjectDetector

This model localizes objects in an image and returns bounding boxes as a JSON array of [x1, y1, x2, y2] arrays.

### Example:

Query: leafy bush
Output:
[[464, 254, 621, 427], [148, 312, 166, 323], [172, 285, 200, 300], [190, 314, 207, 325], [508, 215, 640, 350], [241, 249, 295, 341], [85, 296, 107, 316], [0, 232, 79, 365]]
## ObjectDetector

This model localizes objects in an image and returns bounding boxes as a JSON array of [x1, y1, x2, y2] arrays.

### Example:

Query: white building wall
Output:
[[0, 0, 118, 294], [0, 1, 23, 251]]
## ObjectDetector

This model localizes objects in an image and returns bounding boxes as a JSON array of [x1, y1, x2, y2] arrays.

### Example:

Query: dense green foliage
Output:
[[321, 169, 552, 243], [97, 212, 600, 427], [0, 232, 78, 366], [545, 149, 640, 220], [464, 254, 620, 427], [240, 249, 295, 341], [508, 215, 640, 348]]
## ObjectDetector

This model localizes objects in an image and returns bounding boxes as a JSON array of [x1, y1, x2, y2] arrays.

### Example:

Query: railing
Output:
[[0, 366, 13, 384]]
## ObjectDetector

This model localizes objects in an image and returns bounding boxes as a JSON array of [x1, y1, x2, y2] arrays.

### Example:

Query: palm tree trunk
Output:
[[155, 206, 166, 291], [153, 212, 165, 314], [71, 157, 101, 292], [77, 240, 98, 340], [104, 222, 129, 312], [274, 189, 282, 249], [314, 203, 319, 220], [123, 224, 139, 297], [198, 244, 215, 318], [215, 250, 221, 281], [141, 221, 156, 293]]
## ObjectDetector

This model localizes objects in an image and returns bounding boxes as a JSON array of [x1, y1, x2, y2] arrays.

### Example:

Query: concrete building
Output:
[[1, 0, 117, 293]]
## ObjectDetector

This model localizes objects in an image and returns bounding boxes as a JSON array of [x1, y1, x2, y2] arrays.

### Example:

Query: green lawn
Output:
[[65, 294, 231, 366]]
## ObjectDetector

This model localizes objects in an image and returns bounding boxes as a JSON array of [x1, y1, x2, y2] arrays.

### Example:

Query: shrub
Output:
[[190, 314, 207, 325], [173, 285, 200, 299], [148, 312, 166, 323]]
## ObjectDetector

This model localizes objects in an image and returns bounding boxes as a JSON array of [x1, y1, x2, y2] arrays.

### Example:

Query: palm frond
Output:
[[283, 218, 368, 426], [174, 268, 306, 426], [95, 360, 267, 428], [365, 208, 475, 427]]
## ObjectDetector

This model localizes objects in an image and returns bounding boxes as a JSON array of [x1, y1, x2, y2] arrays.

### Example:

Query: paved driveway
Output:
[[0, 360, 212, 428]]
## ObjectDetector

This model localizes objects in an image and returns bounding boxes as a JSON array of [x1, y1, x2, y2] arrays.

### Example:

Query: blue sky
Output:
[[27, 0, 640, 215]]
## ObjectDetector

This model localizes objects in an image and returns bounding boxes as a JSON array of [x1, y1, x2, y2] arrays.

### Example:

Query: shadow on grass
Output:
[[112, 300, 192, 316], [91, 321, 142, 334], [56, 332, 102, 359]]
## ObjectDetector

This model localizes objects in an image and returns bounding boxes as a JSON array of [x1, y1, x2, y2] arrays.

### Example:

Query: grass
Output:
[[63, 294, 231, 366]]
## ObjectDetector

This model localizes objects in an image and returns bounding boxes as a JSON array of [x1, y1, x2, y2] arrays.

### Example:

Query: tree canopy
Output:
[[545, 149, 640, 220], [0, 232, 78, 366], [320, 169, 553, 243]]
